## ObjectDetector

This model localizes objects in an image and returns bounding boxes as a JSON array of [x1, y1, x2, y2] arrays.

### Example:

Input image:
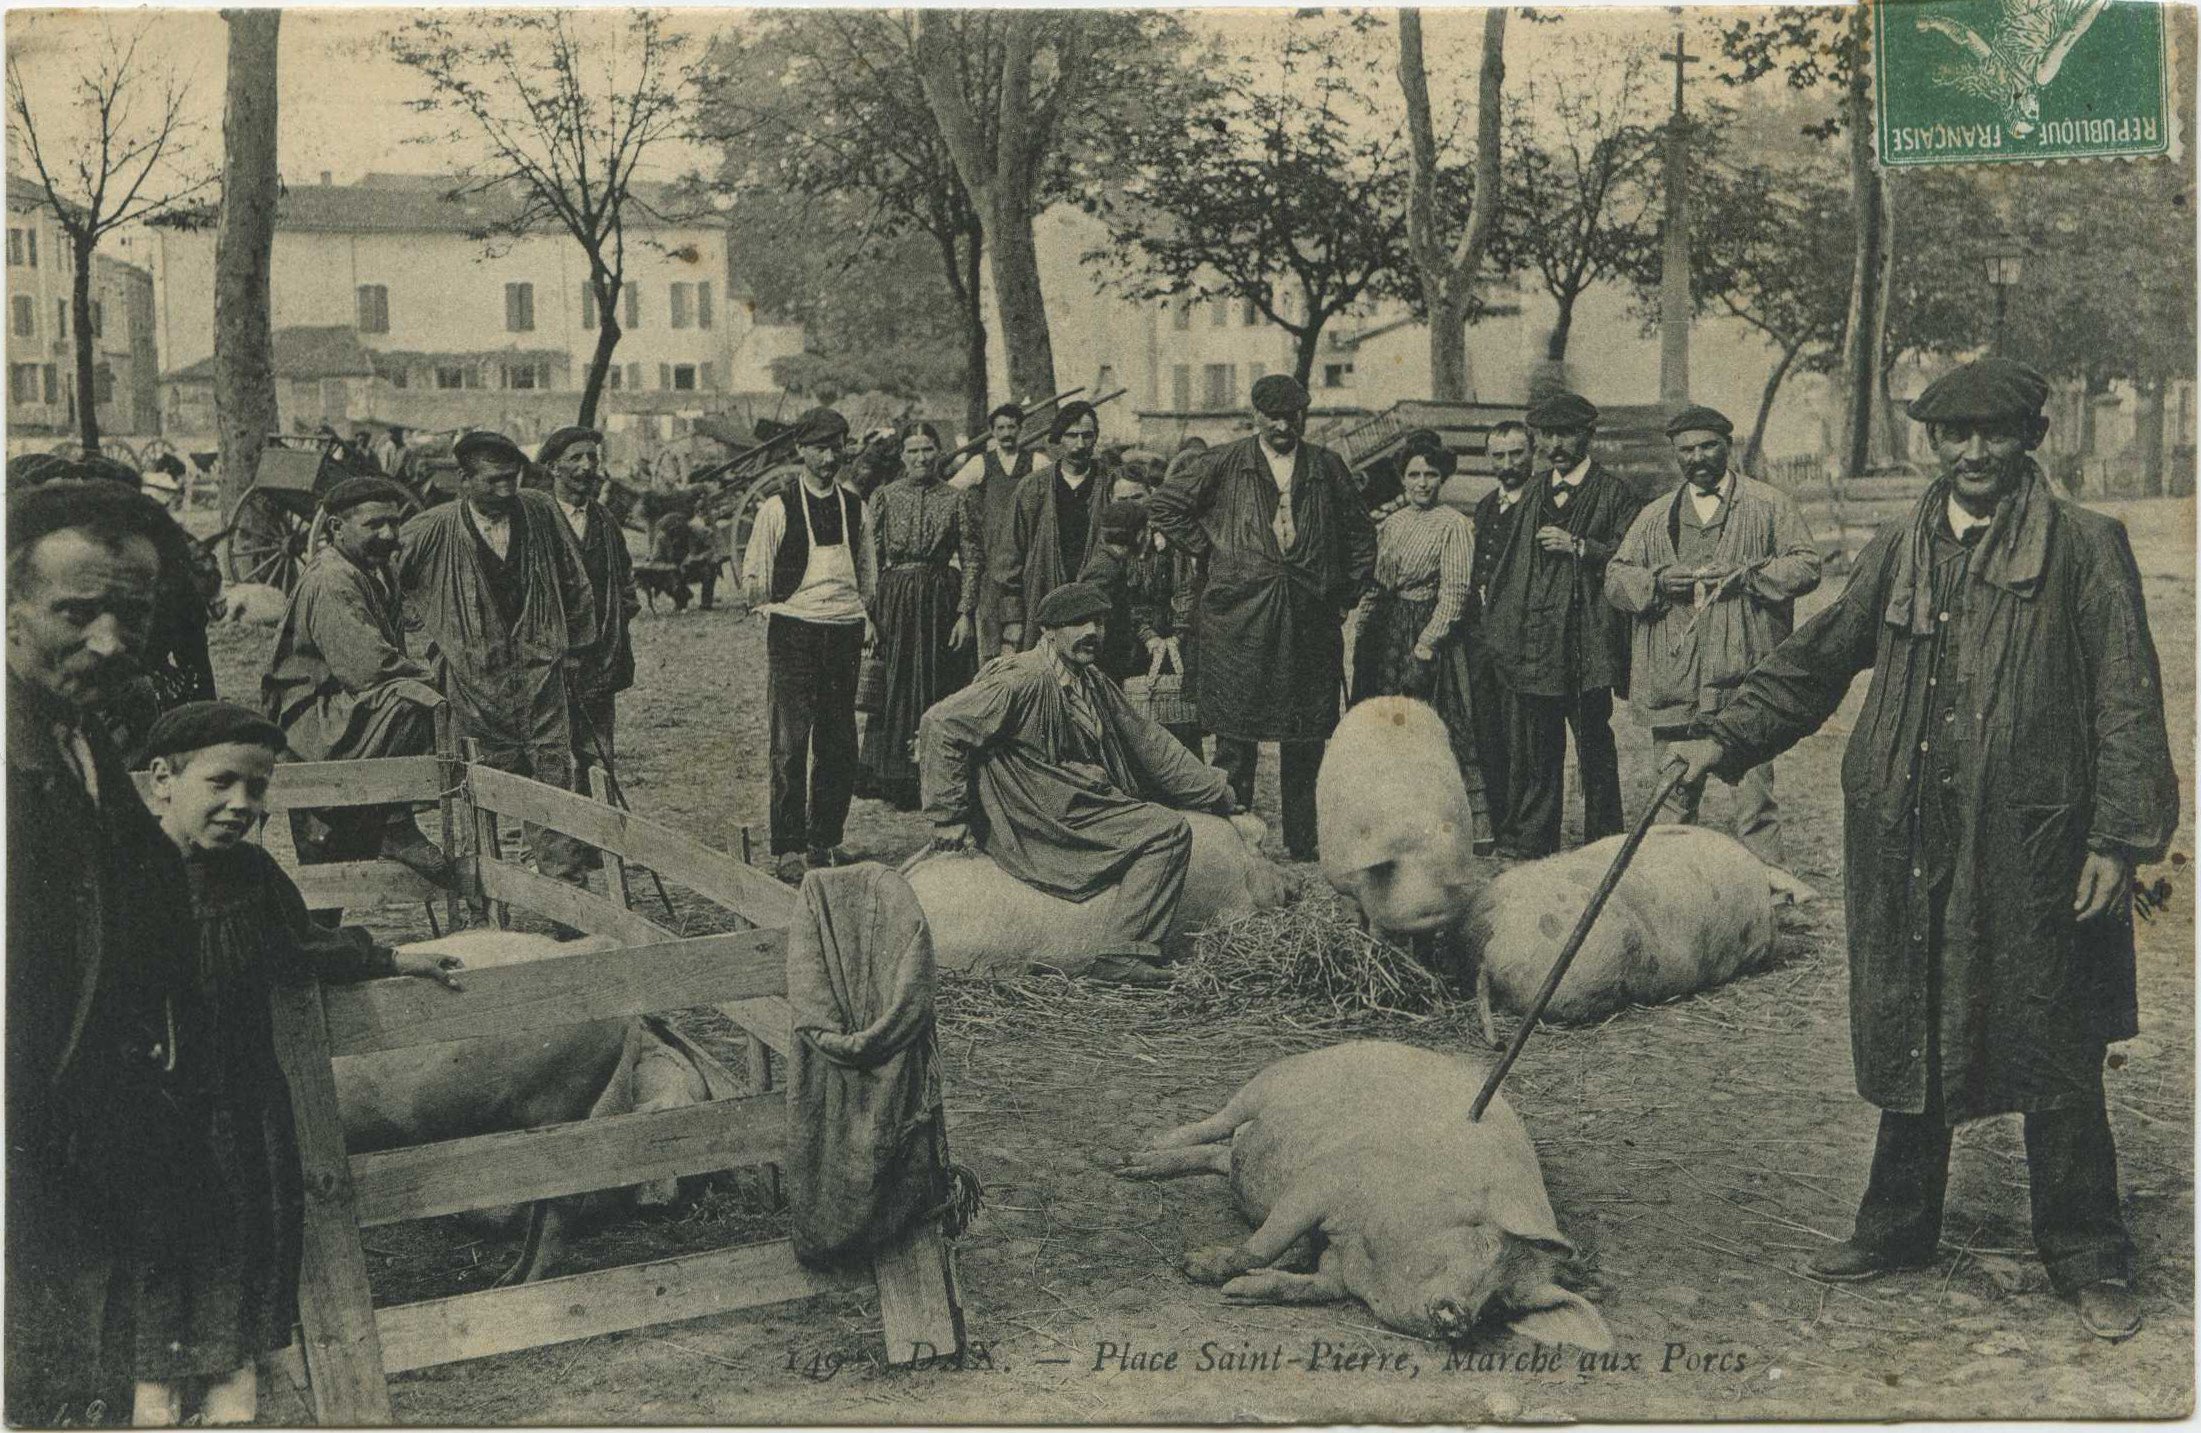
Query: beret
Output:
[[1664, 404, 1735, 438], [453, 429, 529, 470], [1907, 358, 2050, 424], [1251, 373, 1310, 416], [322, 475, 414, 514], [1100, 500, 1148, 537], [537, 425, 603, 467], [1396, 434, 1457, 479], [6, 477, 176, 558], [791, 407, 850, 447], [144, 700, 289, 762], [1525, 392, 1600, 431], [988, 402, 1025, 425], [1051, 401, 1099, 441], [1035, 581, 1111, 628]]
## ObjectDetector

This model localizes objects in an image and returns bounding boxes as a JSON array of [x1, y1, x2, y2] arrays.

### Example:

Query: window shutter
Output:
[[55, 299, 65, 338], [26, 230, 36, 267], [670, 283, 690, 330], [698, 282, 714, 330], [627, 361, 642, 390], [624, 283, 639, 328]]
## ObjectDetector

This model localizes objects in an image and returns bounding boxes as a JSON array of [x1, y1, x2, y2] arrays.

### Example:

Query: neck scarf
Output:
[[1883, 460, 2055, 635]]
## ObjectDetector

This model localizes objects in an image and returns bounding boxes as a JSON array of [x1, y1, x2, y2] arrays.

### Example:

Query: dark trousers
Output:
[[1466, 637, 1512, 825], [1214, 737, 1322, 858], [1499, 685, 1622, 857], [288, 699, 439, 864], [768, 614, 862, 856]]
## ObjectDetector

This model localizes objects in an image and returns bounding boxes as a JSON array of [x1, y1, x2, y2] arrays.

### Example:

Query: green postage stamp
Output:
[[1875, 0, 2173, 165]]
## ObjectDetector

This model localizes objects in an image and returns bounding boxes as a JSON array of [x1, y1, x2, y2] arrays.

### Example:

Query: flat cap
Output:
[[322, 475, 414, 514], [1526, 392, 1599, 431], [1051, 401, 1099, 441], [790, 406, 850, 447], [537, 425, 603, 467], [6, 477, 176, 559], [1907, 358, 2050, 424], [1035, 581, 1111, 628], [1250, 373, 1311, 416], [1100, 499, 1148, 537], [1664, 404, 1734, 438], [144, 700, 289, 763], [453, 429, 529, 470]]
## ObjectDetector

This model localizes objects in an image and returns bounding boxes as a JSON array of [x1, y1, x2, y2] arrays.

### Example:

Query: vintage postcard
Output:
[[3, 2, 2194, 1427]]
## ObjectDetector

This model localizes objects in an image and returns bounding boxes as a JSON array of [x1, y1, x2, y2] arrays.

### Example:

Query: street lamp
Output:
[[1984, 244, 2025, 356]]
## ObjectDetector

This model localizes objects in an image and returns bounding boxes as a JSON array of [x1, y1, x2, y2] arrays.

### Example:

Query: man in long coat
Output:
[[949, 401, 1048, 656], [1480, 391, 1644, 858], [1670, 359, 2178, 1341], [397, 430, 600, 891], [263, 476, 450, 877], [920, 582, 1235, 974], [6, 482, 207, 1418], [1148, 374, 1375, 862], [1000, 400, 1110, 656], [1465, 419, 1534, 843], [1607, 405, 1821, 866], [542, 426, 640, 825]]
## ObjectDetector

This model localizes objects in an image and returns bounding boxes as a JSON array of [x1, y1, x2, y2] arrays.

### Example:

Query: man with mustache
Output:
[[919, 582, 1237, 980], [1669, 359, 2177, 1341], [397, 430, 600, 904], [541, 426, 640, 832], [263, 476, 451, 879], [1479, 391, 1644, 858], [1000, 400, 1109, 657], [1463, 420, 1534, 847], [949, 401, 1049, 657], [1605, 405, 1821, 867]]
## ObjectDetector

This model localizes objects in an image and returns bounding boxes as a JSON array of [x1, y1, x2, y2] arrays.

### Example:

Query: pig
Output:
[[218, 580, 288, 626], [1119, 1040, 1611, 1349], [1463, 826, 1817, 1026], [1317, 696, 1479, 935], [905, 811, 1290, 978], [334, 930, 722, 1281]]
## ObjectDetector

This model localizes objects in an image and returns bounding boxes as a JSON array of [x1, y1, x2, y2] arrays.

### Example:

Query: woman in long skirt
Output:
[[858, 421, 982, 809], [1352, 436, 1483, 811]]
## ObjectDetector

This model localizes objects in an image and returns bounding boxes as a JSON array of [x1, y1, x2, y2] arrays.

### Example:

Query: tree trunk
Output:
[[577, 273, 620, 429], [214, 9, 283, 518], [1744, 339, 1803, 479], [1290, 323, 1323, 393], [2136, 367, 2166, 498], [1837, 16, 1886, 481], [1545, 293, 1579, 363], [71, 237, 99, 453], [980, 196, 1056, 403], [1399, 6, 1507, 402], [938, 219, 988, 440]]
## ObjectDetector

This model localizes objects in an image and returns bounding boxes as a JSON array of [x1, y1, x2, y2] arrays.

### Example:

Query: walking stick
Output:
[[570, 703, 685, 932], [1469, 764, 1689, 1122]]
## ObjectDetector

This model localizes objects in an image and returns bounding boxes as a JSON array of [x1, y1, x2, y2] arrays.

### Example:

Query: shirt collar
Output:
[[1689, 471, 1735, 508], [1551, 457, 1591, 490], [1945, 494, 1994, 540], [1496, 484, 1524, 511]]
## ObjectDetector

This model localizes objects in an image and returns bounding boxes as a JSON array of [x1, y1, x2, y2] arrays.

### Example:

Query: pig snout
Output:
[[1428, 1297, 1473, 1343], [1339, 857, 1472, 935]]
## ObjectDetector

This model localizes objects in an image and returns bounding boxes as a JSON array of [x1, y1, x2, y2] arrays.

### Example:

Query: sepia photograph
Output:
[[1, 1, 2193, 1425]]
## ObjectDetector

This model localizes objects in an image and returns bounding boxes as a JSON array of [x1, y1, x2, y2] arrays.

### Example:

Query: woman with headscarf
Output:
[[857, 420, 983, 810], [1351, 435, 1480, 789]]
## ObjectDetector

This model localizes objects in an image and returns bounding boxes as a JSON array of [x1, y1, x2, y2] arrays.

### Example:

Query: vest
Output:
[[767, 482, 865, 605]]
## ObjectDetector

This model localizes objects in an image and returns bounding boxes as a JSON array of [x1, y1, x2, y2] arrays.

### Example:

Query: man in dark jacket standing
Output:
[[1669, 358, 2178, 1341], [1465, 419, 1534, 846], [949, 401, 1046, 656], [6, 482, 205, 1419], [1001, 400, 1109, 655], [1149, 373, 1376, 862], [542, 426, 640, 823], [1480, 391, 1643, 858]]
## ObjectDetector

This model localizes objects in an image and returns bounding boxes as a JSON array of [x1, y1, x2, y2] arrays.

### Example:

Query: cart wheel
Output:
[[728, 470, 784, 565], [227, 487, 311, 592]]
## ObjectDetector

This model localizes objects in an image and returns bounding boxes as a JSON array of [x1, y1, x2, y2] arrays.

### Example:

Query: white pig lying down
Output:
[[1317, 696, 1479, 936], [217, 580, 288, 626], [905, 812, 1291, 979], [1463, 826, 1817, 1025], [336, 931, 724, 1284], [1119, 1041, 1612, 1349]]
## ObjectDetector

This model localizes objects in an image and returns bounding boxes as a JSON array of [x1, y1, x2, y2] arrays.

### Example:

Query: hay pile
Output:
[[1171, 887, 1460, 1025]]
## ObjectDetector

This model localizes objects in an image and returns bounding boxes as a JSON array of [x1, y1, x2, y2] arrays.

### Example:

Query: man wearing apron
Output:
[[740, 407, 878, 884]]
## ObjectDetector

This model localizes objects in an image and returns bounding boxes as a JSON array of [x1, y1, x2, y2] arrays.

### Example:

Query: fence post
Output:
[[462, 738, 509, 929], [268, 980, 392, 1423], [434, 704, 463, 933]]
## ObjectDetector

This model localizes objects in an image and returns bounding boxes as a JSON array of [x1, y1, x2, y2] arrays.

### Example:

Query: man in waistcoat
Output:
[[1463, 420, 1534, 844], [950, 402, 1048, 656]]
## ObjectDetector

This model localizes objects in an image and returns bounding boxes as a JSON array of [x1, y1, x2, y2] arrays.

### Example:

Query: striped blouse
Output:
[[1374, 503, 1474, 651]]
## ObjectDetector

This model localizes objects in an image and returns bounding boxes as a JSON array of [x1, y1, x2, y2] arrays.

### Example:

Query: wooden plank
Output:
[[721, 995, 794, 1058], [375, 1239, 868, 1375], [322, 927, 787, 1056], [290, 860, 443, 914], [473, 766, 796, 928], [589, 767, 634, 911], [351, 1093, 786, 1227], [873, 1219, 967, 1366], [267, 755, 444, 812], [477, 858, 674, 946], [436, 704, 462, 932], [267, 981, 393, 1424]]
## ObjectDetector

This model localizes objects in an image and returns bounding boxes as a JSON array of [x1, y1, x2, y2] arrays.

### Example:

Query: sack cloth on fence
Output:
[[785, 863, 979, 1267]]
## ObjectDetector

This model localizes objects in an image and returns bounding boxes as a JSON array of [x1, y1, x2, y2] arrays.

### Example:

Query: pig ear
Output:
[[1488, 1186, 1574, 1256], [1766, 865, 1819, 906], [1508, 1284, 1613, 1351]]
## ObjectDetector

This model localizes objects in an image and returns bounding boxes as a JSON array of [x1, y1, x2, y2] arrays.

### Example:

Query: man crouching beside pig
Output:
[[918, 581, 1237, 984], [1669, 359, 2178, 1342]]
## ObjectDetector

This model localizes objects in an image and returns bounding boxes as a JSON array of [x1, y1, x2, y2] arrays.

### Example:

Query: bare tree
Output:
[[213, 9, 281, 519], [390, 10, 693, 428], [7, 16, 215, 452], [1398, 7, 1509, 401]]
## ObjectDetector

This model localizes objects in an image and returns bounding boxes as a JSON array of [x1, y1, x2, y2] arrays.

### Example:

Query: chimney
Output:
[[320, 171, 333, 187]]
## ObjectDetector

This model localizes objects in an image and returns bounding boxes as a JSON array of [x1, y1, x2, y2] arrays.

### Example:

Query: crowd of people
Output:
[[3, 350, 2181, 1422]]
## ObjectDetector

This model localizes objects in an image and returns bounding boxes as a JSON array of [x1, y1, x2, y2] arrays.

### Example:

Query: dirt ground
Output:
[[205, 497, 2196, 1424]]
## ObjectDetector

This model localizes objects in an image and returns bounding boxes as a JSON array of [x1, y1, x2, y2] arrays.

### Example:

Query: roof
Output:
[[273, 173, 709, 236], [6, 170, 84, 224], [162, 325, 379, 384]]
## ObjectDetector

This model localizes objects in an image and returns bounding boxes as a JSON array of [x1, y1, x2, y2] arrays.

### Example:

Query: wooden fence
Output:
[[140, 722, 965, 1422]]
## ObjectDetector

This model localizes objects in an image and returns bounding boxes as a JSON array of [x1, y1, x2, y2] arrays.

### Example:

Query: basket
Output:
[[1125, 640, 1197, 726], [856, 653, 887, 714]]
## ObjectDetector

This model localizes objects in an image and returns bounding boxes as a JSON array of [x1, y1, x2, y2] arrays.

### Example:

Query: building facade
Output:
[[6, 173, 162, 440]]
